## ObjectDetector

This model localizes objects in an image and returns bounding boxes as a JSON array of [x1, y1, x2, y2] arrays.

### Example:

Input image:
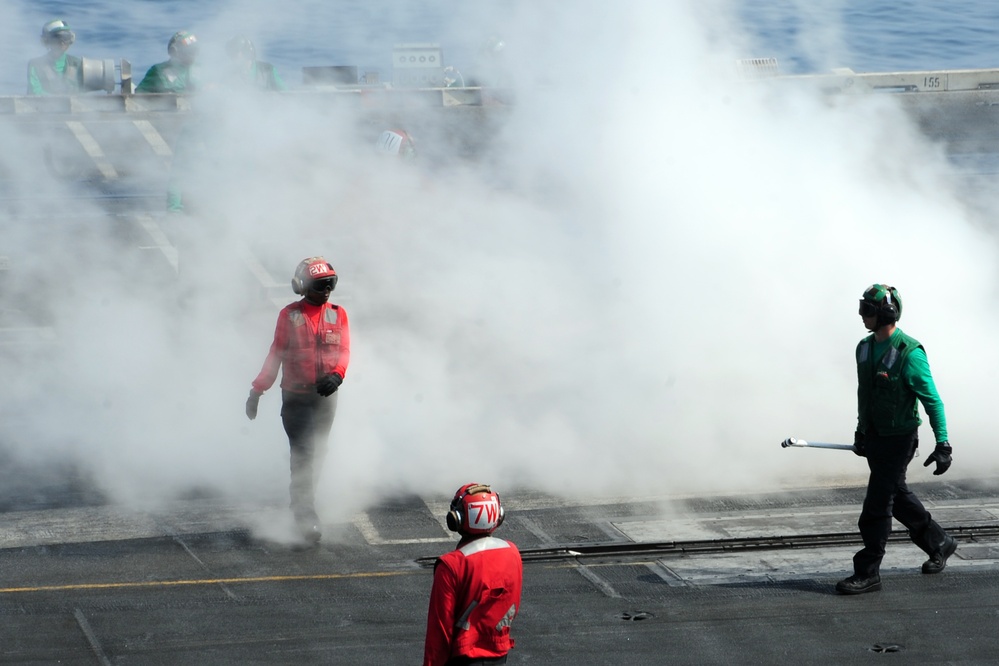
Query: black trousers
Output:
[[281, 390, 337, 524], [853, 429, 949, 576]]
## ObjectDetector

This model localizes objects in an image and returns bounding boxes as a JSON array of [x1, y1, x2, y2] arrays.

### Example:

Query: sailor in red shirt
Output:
[[245, 257, 350, 545], [425, 484, 522, 666]]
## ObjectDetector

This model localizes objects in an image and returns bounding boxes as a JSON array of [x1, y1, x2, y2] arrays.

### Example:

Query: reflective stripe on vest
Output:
[[288, 305, 337, 328], [882, 346, 900, 370], [455, 600, 478, 630], [495, 604, 516, 632], [459, 537, 510, 557], [856, 339, 903, 370]]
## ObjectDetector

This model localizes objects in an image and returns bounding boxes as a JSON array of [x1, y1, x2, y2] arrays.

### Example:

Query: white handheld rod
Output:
[[780, 437, 854, 451]]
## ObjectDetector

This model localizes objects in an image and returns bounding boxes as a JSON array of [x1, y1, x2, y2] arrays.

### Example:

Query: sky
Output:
[[1, 1, 997, 534]]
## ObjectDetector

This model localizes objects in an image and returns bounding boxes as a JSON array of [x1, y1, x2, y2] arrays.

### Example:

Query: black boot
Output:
[[836, 573, 882, 595], [922, 536, 957, 574], [301, 523, 322, 545], [294, 510, 322, 546]]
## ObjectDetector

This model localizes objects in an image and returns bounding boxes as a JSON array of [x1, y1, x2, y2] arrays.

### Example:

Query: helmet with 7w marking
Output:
[[446, 483, 505, 536]]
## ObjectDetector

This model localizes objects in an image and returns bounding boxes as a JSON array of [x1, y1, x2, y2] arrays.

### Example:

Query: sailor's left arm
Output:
[[906, 346, 948, 443]]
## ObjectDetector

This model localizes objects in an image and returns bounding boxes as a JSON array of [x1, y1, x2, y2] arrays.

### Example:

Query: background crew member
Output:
[[225, 35, 286, 91], [136, 31, 200, 93], [245, 257, 350, 544], [836, 284, 956, 595], [135, 31, 201, 213], [27, 20, 82, 95], [425, 484, 522, 666]]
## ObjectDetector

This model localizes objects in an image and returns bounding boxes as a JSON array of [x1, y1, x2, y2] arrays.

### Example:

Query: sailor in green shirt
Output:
[[836, 284, 957, 595], [135, 31, 200, 93], [27, 20, 82, 95], [226, 36, 286, 91]]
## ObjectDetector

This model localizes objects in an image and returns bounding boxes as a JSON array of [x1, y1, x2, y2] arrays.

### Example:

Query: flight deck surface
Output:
[[3, 480, 999, 664]]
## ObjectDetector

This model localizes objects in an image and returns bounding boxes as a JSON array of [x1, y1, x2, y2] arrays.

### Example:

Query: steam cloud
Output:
[[1, 1, 996, 530]]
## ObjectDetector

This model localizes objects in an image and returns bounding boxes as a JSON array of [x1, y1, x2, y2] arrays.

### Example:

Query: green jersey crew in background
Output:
[[27, 20, 81, 95], [135, 31, 288, 94], [836, 284, 956, 595], [135, 31, 200, 94], [30, 24, 287, 96], [225, 35, 286, 91], [245, 257, 350, 545]]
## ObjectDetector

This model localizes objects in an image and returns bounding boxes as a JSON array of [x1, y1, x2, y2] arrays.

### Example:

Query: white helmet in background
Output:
[[41, 19, 75, 49]]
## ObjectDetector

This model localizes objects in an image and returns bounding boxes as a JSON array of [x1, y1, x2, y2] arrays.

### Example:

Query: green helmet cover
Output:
[[168, 31, 198, 57], [861, 283, 902, 323]]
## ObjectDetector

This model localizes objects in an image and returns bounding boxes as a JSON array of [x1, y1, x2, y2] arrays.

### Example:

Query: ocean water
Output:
[[738, 0, 999, 73], [3, 0, 999, 95]]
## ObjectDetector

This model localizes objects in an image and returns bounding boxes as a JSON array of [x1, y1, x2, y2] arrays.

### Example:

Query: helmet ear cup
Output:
[[446, 508, 462, 533], [883, 286, 900, 321], [876, 285, 900, 325]]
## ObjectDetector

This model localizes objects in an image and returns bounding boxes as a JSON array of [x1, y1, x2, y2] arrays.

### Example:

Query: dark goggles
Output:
[[307, 277, 337, 292], [47, 30, 75, 45], [858, 300, 878, 317]]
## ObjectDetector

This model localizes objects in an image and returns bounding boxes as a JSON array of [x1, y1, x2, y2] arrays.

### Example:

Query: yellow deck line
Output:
[[0, 570, 413, 595]]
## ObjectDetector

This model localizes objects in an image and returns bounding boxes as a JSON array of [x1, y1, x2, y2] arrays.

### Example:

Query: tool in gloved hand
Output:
[[923, 442, 952, 475], [316, 373, 343, 397], [780, 437, 854, 451], [781, 436, 919, 458]]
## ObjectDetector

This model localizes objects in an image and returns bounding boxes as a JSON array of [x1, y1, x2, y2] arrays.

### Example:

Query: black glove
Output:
[[245, 390, 261, 420], [852, 431, 866, 457], [923, 442, 952, 475], [316, 373, 343, 397]]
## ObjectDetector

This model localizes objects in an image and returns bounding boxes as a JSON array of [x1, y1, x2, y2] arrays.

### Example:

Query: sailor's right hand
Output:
[[245, 390, 262, 420], [852, 431, 866, 457]]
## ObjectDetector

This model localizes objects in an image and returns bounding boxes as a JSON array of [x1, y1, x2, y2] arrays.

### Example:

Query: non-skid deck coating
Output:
[[2, 480, 999, 664]]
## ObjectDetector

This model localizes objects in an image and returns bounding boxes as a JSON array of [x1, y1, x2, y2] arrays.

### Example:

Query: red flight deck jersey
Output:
[[252, 300, 350, 394], [424, 536, 522, 666]]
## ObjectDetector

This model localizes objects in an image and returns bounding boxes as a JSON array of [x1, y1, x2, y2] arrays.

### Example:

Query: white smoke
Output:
[[1, 1, 996, 532]]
